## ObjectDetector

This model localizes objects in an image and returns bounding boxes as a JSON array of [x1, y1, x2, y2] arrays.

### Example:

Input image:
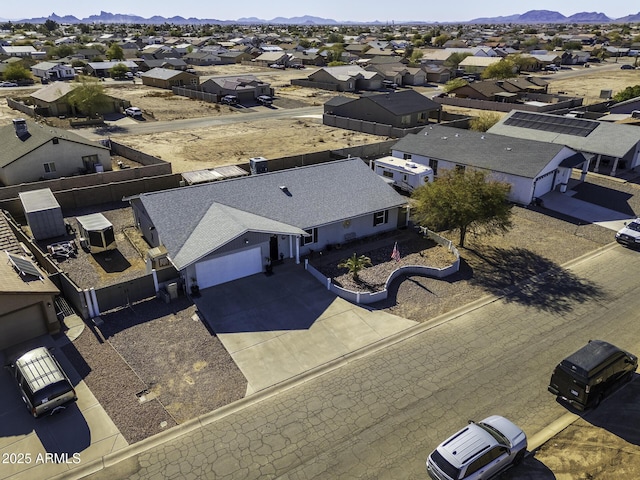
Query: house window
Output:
[[302, 228, 318, 245], [403, 153, 412, 160], [429, 159, 438, 176], [43, 162, 56, 173], [418, 112, 428, 123], [82, 154, 100, 171], [52, 138, 59, 144], [373, 210, 389, 227], [401, 115, 411, 126], [382, 170, 394, 178]]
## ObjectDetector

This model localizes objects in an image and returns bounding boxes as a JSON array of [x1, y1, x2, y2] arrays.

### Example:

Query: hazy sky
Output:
[[0, 1, 636, 23]]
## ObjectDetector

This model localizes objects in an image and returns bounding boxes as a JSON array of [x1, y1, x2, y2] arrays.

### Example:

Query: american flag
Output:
[[391, 242, 401, 262]]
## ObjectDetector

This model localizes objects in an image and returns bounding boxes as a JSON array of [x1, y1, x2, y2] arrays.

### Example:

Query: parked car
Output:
[[5, 347, 77, 418], [290, 63, 305, 69], [269, 63, 285, 69], [257, 95, 273, 106], [615, 218, 640, 248], [548, 340, 637, 411], [0, 81, 18, 87], [426, 415, 527, 480], [382, 80, 399, 89], [221, 95, 238, 105], [125, 106, 143, 118], [621, 64, 635, 70]]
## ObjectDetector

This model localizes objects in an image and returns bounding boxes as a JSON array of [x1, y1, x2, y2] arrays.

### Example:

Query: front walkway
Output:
[[193, 262, 416, 395]]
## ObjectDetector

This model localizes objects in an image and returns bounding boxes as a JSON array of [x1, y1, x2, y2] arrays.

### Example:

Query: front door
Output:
[[269, 235, 279, 261]]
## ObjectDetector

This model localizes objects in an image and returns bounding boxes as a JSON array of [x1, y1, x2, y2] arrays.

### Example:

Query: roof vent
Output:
[[481, 135, 485, 139], [441, 136, 448, 140], [506, 147, 512, 151], [279, 185, 292, 196]]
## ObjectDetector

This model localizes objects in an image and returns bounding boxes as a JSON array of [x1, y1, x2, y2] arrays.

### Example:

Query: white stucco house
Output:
[[391, 124, 587, 205]]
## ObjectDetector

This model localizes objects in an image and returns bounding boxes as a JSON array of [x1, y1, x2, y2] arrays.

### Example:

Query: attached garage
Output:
[[0, 304, 48, 350], [195, 246, 263, 289]]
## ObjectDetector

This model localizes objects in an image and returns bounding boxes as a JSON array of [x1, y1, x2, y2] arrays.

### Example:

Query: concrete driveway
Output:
[[194, 262, 416, 394], [0, 335, 127, 480]]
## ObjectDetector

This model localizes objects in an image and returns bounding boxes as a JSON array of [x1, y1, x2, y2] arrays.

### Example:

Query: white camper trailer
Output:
[[372, 156, 434, 193]]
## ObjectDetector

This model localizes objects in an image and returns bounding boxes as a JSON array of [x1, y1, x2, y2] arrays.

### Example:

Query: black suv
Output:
[[548, 340, 637, 410]]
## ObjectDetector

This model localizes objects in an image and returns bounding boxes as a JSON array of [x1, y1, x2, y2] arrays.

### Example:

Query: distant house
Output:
[[457, 56, 503, 74], [324, 90, 441, 128], [29, 82, 75, 116], [488, 110, 640, 176], [183, 51, 223, 66], [0, 45, 37, 57], [0, 119, 111, 185], [139, 57, 188, 71], [0, 212, 60, 350], [140, 68, 199, 89], [365, 62, 427, 86], [422, 64, 452, 84], [200, 75, 271, 102], [129, 158, 407, 291], [218, 50, 253, 64], [306, 65, 383, 92], [30, 61, 76, 81], [253, 51, 288, 67], [86, 60, 139, 78], [391, 124, 585, 205]]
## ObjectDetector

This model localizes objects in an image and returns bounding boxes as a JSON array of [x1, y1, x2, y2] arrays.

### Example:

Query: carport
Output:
[[193, 262, 416, 394]]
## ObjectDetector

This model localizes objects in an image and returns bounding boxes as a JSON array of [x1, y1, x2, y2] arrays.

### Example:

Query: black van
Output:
[[548, 340, 637, 410]]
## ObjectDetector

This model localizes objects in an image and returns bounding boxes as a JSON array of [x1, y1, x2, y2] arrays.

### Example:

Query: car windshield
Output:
[[430, 450, 460, 479], [478, 422, 509, 446], [627, 221, 640, 232]]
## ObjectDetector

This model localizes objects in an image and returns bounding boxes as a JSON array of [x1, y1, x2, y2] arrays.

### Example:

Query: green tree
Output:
[[3, 62, 31, 81], [411, 168, 513, 247], [67, 78, 111, 117], [109, 63, 129, 79], [47, 44, 74, 59], [469, 112, 501, 132], [443, 77, 468, 93], [481, 59, 517, 80], [337, 253, 372, 281], [613, 85, 640, 102], [106, 43, 124, 60], [445, 52, 472, 69], [510, 54, 538, 72], [433, 34, 450, 47]]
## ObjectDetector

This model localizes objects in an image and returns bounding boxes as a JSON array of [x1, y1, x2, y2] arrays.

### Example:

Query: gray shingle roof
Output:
[[0, 119, 109, 169], [488, 110, 640, 158], [392, 124, 567, 178], [362, 90, 441, 115], [138, 158, 406, 268]]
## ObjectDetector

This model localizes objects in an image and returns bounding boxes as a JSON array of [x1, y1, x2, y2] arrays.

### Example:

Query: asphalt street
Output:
[[62, 242, 640, 479]]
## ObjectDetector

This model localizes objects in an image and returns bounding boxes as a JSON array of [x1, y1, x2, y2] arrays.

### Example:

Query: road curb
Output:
[[52, 242, 619, 479]]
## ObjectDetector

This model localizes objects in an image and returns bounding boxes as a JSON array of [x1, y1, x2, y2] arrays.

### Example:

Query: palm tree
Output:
[[337, 253, 372, 281]]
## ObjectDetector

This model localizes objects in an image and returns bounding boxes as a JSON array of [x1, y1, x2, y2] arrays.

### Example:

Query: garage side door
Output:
[[0, 304, 47, 350], [195, 247, 263, 289]]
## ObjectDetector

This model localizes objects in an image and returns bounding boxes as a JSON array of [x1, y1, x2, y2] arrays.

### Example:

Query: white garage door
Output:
[[195, 247, 263, 289], [533, 170, 556, 199]]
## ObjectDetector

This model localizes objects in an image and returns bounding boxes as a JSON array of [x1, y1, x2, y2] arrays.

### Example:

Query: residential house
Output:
[[30, 61, 75, 81], [0, 119, 111, 185], [129, 158, 407, 291], [324, 90, 441, 128], [391, 124, 585, 205], [86, 60, 139, 78], [200, 75, 271, 103], [29, 82, 75, 116], [287, 50, 324, 67], [0, 45, 37, 57], [422, 64, 452, 84], [457, 56, 503, 74], [488, 110, 640, 176], [140, 68, 199, 89], [447, 77, 548, 102], [0, 212, 60, 350], [253, 51, 289, 67], [139, 58, 188, 71], [306, 65, 383, 92], [218, 50, 253, 64], [184, 51, 223, 66], [366, 62, 427, 86]]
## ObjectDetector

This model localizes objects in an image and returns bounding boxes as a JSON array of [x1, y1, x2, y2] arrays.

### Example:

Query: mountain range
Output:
[[2, 10, 640, 25]]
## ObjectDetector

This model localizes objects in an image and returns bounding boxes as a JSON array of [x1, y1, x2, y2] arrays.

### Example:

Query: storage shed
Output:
[[19, 188, 66, 240], [76, 213, 116, 253]]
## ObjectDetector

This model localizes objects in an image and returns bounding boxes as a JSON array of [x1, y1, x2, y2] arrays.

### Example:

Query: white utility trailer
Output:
[[371, 156, 434, 193]]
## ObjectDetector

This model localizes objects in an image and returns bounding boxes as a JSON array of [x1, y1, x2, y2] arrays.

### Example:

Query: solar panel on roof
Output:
[[6, 252, 43, 279], [504, 111, 597, 137]]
